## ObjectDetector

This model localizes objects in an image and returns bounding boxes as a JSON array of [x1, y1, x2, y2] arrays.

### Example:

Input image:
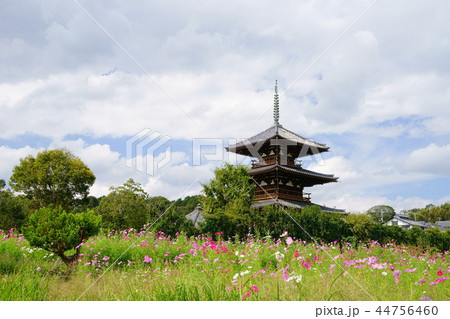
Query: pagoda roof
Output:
[[251, 198, 346, 214], [226, 124, 329, 156], [249, 163, 338, 183]]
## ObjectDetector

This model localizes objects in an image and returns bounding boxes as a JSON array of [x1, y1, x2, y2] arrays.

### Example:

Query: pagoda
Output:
[[226, 81, 342, 212]]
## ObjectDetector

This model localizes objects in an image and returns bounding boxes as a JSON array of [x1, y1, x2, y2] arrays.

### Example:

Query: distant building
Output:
[[185, 204, 204, 227], [385, 214, 432, 230], [435, 221, 450, 231]]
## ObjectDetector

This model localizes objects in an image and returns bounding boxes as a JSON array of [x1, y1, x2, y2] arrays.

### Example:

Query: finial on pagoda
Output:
[[273, 79, 280, 126]]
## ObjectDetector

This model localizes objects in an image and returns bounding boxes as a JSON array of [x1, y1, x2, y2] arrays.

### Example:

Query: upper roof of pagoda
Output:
[[226, 124, 329, 157], [226, 80, 330, 158]]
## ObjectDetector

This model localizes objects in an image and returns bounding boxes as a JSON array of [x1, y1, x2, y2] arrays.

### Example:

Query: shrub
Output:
[[23, 206, 101, 267]]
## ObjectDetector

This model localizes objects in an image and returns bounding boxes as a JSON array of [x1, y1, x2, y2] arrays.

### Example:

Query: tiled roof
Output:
[[226, 125, 329, 152], [249, 163, 337, 181]]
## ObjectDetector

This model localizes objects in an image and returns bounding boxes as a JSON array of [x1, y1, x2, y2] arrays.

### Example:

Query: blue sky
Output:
[[1, 0, 450, 212]]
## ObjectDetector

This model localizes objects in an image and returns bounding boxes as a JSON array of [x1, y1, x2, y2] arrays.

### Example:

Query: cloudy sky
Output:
[[1, 0, 449, 213]]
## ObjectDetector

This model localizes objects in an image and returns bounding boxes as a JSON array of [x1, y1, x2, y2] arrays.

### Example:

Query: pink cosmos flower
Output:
[[36, 267, 41, 271], [286, 237, 293, 245], [294, 250, 300, 258], [393, 270, 402, 277], [251, 286, 259, 292], [405, 268, 416, 273], [437, 270, 443, 276], [280, 231, 288, 238], [143, 256, 152, 263]]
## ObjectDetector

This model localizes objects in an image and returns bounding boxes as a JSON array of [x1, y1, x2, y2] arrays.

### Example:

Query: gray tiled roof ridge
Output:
[[227, 124, 329, 150], [249, 163, 337, 180]]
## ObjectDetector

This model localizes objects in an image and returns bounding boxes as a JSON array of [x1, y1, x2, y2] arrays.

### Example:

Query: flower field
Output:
[[0, 228, 449, 301]]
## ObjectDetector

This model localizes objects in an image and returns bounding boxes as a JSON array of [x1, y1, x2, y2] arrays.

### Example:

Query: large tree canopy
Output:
[[96, 178, 150, 230], [9, 149, 95, 210], [200, 163, 255, 214], [0, 179, 28, 230], [366, 205, 395, 223]]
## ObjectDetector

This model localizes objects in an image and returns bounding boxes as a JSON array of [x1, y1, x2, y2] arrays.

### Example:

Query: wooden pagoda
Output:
[[226, 81, 342, 212]]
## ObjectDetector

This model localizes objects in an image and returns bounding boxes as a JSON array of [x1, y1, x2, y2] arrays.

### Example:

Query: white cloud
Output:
[[1, 0, 450, 211], [406, 143, 450, 176]]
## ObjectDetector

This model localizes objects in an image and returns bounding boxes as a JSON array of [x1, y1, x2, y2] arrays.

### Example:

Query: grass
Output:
[[0, 229, 449, 301]]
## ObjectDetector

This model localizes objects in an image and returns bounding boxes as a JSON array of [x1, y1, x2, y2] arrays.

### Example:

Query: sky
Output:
[[1, 0, 450, 213]]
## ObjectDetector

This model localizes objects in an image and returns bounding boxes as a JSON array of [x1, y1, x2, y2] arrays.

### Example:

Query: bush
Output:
[[24, 206, 101, 267]]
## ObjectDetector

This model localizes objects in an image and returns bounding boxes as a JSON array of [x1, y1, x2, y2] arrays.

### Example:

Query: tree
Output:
[[200, 163, 255, 213], [9, 149, 95, 210], [366, 205, 395, 223], [199, 164, 255, 237], [0, 186, 28, 231], [96, 178, 149, 230], [24, 206, 101, 268], [345, 213, 374, 241], [406, 203, 450, 223]]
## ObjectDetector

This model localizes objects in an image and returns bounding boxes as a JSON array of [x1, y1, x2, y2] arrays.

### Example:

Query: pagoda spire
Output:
[[273, 80, 280, 126]]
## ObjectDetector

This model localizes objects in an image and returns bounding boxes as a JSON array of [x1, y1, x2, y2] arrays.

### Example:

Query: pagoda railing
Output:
[[253, 186, 311, 203]]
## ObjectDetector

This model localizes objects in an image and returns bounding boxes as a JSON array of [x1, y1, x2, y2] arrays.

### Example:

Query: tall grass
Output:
[[0, 229, 448, 301]]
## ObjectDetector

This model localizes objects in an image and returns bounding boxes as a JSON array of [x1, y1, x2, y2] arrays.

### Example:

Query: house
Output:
[[384, 215, 432, 230]]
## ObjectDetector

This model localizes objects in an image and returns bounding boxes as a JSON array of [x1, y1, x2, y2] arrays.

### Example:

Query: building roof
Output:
[[388, 215, 432, 229], [249, 163, 337, 182], [185, 204, 204, 227], [434, 221, 450, 229], [226, 125, 329, 157], [251, 198, 346, 214]]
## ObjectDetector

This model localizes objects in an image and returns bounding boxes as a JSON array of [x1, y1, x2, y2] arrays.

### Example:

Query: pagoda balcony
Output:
[[251, 155, 301, 168], [253, 187, 311, 203]]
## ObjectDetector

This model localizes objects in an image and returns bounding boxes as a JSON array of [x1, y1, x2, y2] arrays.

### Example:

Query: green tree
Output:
[[366, 205, 395, 223], [96, 178, 149, 230], [345, 213, 374, 241], [199, 164, 255, 237], [24, 206, 101, 268], [407, 203, 450, 223], [9, 149, 95, 210], [0, 186, 28, 231]]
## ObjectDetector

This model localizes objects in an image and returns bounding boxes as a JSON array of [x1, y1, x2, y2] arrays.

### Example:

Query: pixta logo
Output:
[[126, 129, 171, 175]]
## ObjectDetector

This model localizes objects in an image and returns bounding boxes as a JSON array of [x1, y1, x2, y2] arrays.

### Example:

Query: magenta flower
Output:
[[405, 268, 416, 273], [251, 285, 259, 293], [420, 296, 432, 301], [294, 250, 300, 258], [143, 256, 152, 263], [437, 270, 443, 276]]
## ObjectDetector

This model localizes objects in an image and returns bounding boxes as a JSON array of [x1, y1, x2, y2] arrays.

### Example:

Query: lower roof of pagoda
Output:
[[249, 163, 338, 183], [251, 198, 346, 214], [225, 125, 329, 157]]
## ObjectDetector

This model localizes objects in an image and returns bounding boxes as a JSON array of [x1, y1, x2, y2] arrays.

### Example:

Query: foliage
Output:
[[405, 203, 450, 223], [23, 206, 101, 266], [200, 163, 255, 213], [96, 178, 149, 231], [0, 189, 28, 231], [171, 195, 201, 216], [9, 149, 95, 211], [199, 164, 255, 237], [1, 229, 449, 301], [366, 205, 395, 223], [344, 213, 375, 241]]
